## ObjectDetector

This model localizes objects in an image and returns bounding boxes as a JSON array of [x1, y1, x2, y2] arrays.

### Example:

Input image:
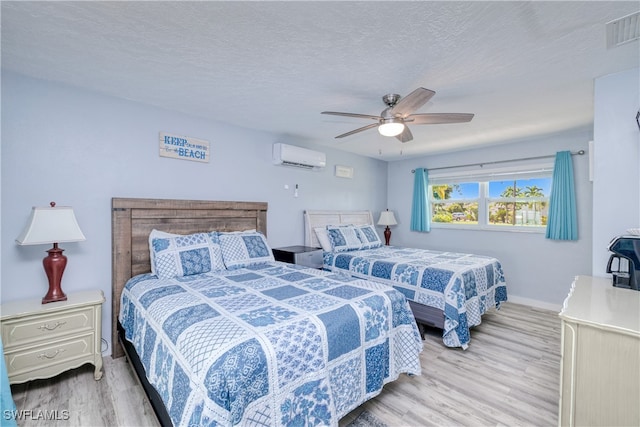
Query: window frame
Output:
[[427, 163, 553, 233]]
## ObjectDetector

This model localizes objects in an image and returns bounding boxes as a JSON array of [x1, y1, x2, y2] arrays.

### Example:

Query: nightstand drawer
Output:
[[273, 246, 323, 269], [2, 306, 95, 349], [293, 250, 323, 268], [4, 333, 95, 381]]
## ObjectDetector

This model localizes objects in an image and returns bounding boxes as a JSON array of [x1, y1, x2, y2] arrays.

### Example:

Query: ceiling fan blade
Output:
[[334, 123, 379, 139], [396, 126, 413, 143], [321, 111, 380, 121], [406, 113, 475, 124], [390, 87, 435, 118]]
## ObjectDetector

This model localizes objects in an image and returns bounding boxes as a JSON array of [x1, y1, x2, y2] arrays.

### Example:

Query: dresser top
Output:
[[560, 275, 640, 336], [0, 290, 105, 319]]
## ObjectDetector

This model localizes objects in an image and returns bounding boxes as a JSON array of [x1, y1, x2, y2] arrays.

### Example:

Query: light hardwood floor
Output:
[[340, 302, 561, 426], [9, 302, 560, 426]]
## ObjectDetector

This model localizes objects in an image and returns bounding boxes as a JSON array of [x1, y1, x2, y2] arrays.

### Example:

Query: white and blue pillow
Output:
[[151, 232, 225, 279], [313, 227, 333, 252], [149, 229, 179, 275], [326, 225, 363, 252], [355, 224, 382, 249], [219, 231, 274, 269]]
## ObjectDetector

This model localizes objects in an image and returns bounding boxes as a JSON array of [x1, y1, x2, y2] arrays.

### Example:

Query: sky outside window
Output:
[[489, 178, 551, 197], [434, 178, 551, 199], [441, 182, 479, 200]]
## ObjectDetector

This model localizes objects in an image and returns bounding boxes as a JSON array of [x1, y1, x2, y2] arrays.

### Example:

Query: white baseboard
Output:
[[506, 295, 562, 312]]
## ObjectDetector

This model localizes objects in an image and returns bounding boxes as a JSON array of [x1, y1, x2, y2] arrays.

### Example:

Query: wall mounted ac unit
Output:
[[273, 143, 326, 170]]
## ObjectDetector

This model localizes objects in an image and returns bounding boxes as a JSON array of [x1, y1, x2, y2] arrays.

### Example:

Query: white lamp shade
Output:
[[377, 210, 398, 226], [16, 206, 86, 245], [378, 121, 405, 137]]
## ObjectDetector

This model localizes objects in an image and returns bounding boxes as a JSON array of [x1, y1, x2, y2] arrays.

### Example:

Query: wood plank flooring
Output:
[[10, 352, 159, 427], [339, 302, 561, 426], [9, 302, 560, 426]]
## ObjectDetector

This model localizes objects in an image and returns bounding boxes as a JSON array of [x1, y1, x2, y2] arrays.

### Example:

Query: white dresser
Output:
[[559, 275, 640, 427], [1, 290, 105, 384]]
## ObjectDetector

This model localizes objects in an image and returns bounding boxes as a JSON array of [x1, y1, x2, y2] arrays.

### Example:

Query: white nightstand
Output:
[[1, 290, 105, 384]]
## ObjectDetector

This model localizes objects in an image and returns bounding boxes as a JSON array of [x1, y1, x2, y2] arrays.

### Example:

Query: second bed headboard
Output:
[[303, 210, 374, 247]]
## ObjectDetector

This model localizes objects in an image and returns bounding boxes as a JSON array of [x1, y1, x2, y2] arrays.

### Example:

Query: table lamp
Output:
[[377, 209, 398, 246], [16, 202, 86, 304]]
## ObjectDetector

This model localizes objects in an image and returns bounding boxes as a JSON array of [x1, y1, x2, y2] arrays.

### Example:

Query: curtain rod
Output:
[[411, 150, 585, 173]]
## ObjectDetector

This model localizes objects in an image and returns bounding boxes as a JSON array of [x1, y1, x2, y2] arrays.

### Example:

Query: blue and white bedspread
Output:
[[119, 262, 423, 427], [324, 246, 508, 349]]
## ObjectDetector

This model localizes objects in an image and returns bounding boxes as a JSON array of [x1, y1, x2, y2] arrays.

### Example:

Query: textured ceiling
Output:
[[2, 1, 639, 161]]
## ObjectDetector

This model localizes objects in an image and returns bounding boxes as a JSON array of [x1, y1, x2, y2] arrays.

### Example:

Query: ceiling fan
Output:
[[321, 87, 474, 143]]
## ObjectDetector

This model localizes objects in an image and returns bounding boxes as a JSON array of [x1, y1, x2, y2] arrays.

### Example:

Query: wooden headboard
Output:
[[303, 210, 374, 248], [111, 198, 267, 358]]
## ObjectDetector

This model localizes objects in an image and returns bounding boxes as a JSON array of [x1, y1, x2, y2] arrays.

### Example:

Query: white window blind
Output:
[[428, 161, 554, 185]]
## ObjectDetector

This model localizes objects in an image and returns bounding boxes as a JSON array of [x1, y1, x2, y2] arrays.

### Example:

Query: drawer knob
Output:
[[38, 321, 67, 331], [37, 349, 66, 360]]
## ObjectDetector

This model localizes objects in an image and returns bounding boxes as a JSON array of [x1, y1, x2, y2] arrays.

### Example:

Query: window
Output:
[[431, 182, 479, 224], [487, 178, 550, 227], [428, 164, 552, 231]]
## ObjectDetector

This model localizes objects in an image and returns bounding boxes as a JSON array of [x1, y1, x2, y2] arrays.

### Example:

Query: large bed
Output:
[[111, 198, 423, 427], [304, 210, 508, 349]]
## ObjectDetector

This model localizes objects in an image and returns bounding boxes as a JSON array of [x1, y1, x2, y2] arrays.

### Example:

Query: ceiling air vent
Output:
[[606, 11, 640, 49]]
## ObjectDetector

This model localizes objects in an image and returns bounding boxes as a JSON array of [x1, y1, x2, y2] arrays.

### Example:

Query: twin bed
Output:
[[111, 198, 423, 427]]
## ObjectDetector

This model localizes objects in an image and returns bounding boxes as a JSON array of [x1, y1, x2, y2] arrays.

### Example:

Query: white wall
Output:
[[387, 131, 593, 309], [592, 67, 640, 277], [0, 71, 388, 352]]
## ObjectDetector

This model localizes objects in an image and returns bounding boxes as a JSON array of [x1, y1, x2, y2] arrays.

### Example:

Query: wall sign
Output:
[[159, 132, 210, 163]]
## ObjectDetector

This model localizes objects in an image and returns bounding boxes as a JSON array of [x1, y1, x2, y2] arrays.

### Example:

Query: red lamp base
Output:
[[42, 244, 68, 304], [384, 226, 391, 246]]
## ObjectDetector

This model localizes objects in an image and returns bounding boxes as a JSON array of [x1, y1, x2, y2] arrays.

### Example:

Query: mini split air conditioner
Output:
[[273, 143, 326, 170]]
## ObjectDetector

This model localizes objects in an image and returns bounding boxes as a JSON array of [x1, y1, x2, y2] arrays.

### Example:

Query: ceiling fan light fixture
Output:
[[323, 87, 472, 143], [378, 119, 405, 137]]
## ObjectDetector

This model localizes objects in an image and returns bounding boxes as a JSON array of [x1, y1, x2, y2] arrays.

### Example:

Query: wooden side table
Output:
[[1, 290, 105, 384]]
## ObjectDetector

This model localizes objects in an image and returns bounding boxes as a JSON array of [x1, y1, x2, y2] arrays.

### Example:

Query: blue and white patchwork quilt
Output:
[[324, 246, 508, 349], [119, 262, 423, 427]]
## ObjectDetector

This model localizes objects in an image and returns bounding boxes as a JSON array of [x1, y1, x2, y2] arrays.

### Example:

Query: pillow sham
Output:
[[313, 227, 333, 252], [355, 224, 382, 249], [148, 229, 178, 275], [151, 231, 225, 279], [326, 225, 363, 252], [219, 231, 275, 269]]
